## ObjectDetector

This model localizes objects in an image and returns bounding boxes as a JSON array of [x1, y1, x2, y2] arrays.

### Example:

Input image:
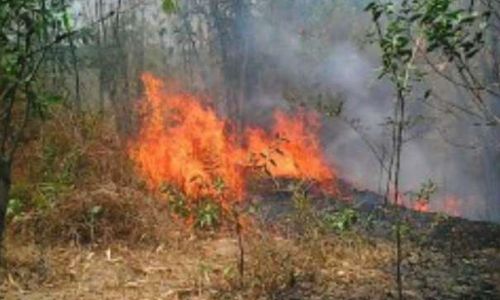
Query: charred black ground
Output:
[[248, 179, 500, 299]]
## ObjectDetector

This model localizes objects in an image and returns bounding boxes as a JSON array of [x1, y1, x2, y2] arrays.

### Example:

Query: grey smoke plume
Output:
[[241, 4, 499, 222]]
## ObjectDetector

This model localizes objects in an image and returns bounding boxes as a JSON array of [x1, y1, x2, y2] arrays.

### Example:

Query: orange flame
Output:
[[246, 110, 334, 183], [413, 200, 430, 213], [442, 196, 460, 217], [390, 187, 460, 216], [128, 73, 337, 208]]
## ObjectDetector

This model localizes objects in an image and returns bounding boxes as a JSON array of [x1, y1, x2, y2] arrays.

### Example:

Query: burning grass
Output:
[[128, 73, 337, 212]]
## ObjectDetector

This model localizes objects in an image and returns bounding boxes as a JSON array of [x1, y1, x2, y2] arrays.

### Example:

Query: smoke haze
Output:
[[238, 3, 499, 222]]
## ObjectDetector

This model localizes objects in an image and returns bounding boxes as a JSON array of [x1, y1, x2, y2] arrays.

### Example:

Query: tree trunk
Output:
[[111, 0, 131, 138], [136, 5, 145, 98], [478, 1, 500, 220], [0, 158, 12, 245], [97, 0, 107, 115]]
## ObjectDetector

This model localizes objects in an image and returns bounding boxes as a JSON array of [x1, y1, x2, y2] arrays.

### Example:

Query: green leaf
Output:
[[7, 198, 23, 217], [162, 0, 179, 14], [62, 10, 73, 31], [44, 94, 63, 104]]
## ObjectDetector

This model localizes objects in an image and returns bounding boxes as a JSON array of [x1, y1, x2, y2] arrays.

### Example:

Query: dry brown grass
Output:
[[1, 225, 398, 300], [4, 218, 498, 299], [215, 227, 394, 299], [8, 107, 175, 246], [1, 234, 232, 299], [3, 108, 498, 299], [4, 111, 398, 298], [37, 184, 171, 245]]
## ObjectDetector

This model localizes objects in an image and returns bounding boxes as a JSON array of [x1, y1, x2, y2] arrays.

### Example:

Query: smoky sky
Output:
[[239, 3, 499, 222]]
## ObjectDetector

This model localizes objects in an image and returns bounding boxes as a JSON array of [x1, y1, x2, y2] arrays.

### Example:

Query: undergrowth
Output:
[[4, 106, 393, 299], [7, 106, 171, 245]]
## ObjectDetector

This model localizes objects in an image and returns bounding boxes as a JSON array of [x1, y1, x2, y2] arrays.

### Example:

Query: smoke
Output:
[[238, 3, 499, 222], [142, 0, 499, 222]]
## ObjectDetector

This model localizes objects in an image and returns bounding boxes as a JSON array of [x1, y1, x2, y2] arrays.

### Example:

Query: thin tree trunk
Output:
[[0, 157, 12, 247], [110, 0, 131, 138], [393, 90, 406, 300], [62, 0, 81, 113], [209, 0, 230, 115], [69, 35, 81, 113], [97, 0, 106, 115], [136, 5, 145, 98]]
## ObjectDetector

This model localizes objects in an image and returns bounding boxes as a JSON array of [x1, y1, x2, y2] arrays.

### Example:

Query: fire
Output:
[[443, 196, 460, 217], [246, 110, 334, 183], [128, 73, 337, 208], [390, 187, 461, 216], [413, 200, 430, 213], [129, 73, 465, 219]]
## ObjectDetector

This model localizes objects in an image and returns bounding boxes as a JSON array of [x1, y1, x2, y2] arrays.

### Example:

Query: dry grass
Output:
[[1, 226, 398, 300], [3, 217, 499, 299], [1, 234, 231, 299], [20, 107, 135, 187], [3, 108, 498, 299], [6, 139, 396, 299], [216, 228, 394, 299], [8, 107, 166, 245], [36, 184, 172, 245]]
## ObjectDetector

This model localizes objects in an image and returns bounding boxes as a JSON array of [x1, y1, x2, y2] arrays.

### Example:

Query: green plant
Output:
[[222, 265, 236, 282], [86, 205, 103, 243], [32, 182, 65, 211], [290, 182, 322, 238], [162, 183, 222, 229], [392, 221, 412, 240], [6, 198, 23, 219], [364, 1, 489, 297], [39, 135, 83, 185], [195, 200, 221, 229], [5, 182, 33, 219], [323, 208, 358, 232], [163, 184, 191, 219], [162, 0, 179, 14], [410, 180, 438, 209]]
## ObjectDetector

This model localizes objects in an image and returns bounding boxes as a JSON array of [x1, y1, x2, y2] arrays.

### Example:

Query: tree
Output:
[[0, 0, 74, 247], [365, 0, 490, 298]]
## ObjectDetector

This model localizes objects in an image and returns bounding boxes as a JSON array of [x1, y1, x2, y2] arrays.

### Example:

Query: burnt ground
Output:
[[249, 179, 500, 299], [1, 180, 499, 300], [255, 179, 500, 251]]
